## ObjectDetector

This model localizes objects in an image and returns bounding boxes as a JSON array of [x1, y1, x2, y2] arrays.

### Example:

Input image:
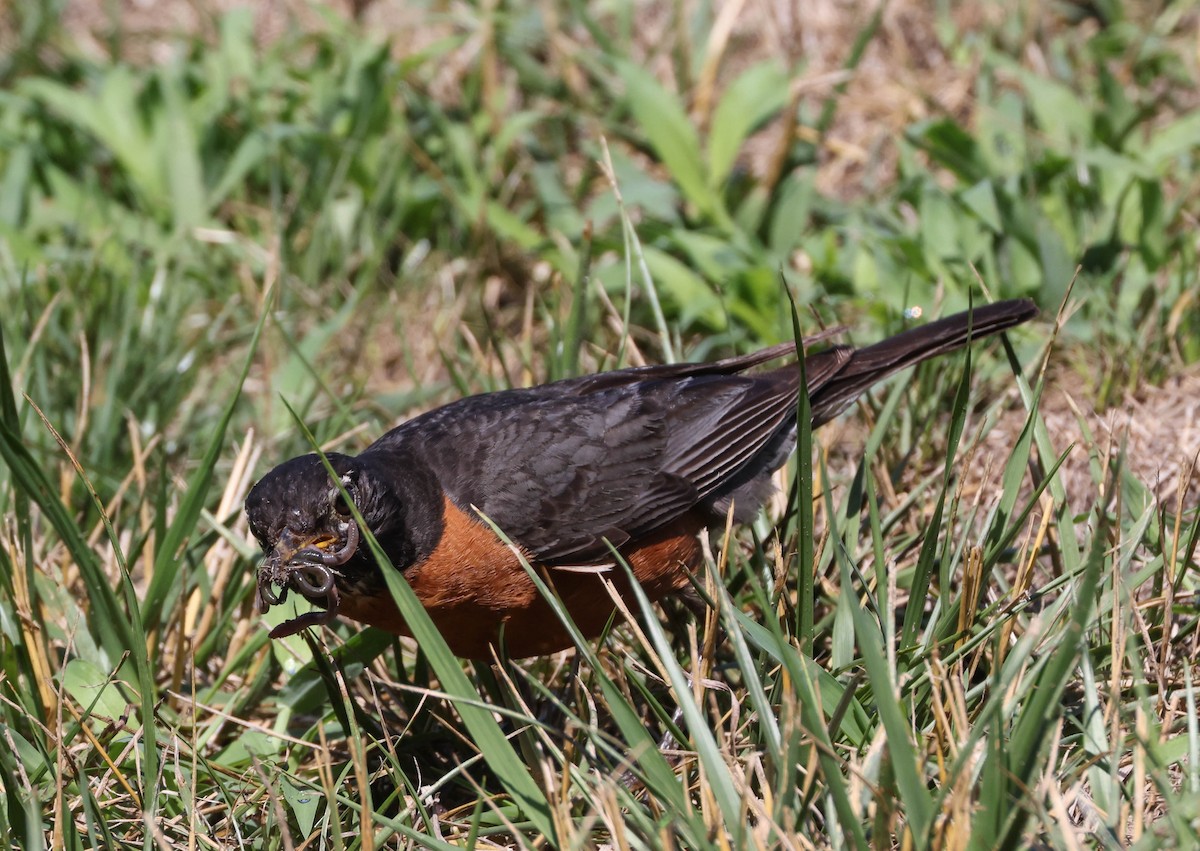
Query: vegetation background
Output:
[[0, 0, 1198, 847]]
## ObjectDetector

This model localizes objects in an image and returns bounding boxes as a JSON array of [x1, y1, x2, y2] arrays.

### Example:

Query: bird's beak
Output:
[[256, 518, 362, 641], [269, 527, 335, 569], [265, 520, 360, 576]]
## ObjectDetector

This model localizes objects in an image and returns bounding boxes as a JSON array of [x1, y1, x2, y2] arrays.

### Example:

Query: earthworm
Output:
[[257, 572, 288, 612], [289, 563, 336, 597], [257, 520, 358, 633], [267, 582, 341, 638], [303, 521, 359, 566]]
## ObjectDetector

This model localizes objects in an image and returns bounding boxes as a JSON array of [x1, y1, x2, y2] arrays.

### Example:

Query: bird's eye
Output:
[[332, 488, 354, 517]]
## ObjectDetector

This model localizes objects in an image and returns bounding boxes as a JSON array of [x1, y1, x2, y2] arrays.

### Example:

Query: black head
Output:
[[247, 453, 389, 564], [244, 451, 442, 635]]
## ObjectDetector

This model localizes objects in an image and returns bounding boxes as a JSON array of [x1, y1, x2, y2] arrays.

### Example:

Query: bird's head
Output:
[[245, 452, 407, 637]]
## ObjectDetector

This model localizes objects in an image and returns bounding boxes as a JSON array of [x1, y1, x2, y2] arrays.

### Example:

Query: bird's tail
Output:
[[807, 298, 1038, 426]]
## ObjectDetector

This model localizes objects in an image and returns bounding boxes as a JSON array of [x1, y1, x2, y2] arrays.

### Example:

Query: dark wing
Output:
[[363, 296, 1037, 564], [558, 335, 841, 395], [367, 345, 852, 563], [808, 298, 1038, 425]]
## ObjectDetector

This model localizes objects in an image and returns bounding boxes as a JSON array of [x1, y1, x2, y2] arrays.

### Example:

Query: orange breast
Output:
[[335, 496, 705, 658]]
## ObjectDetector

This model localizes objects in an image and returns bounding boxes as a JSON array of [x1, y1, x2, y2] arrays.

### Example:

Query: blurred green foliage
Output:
[[0, 1, 1197, 847]]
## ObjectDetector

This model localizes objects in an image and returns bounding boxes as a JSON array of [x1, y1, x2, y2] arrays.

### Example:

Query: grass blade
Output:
[[142, 287, 271, 628], [284, 408, 557, 844]]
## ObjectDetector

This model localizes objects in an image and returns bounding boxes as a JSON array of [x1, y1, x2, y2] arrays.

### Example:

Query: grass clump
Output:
[[0, 1, 1198, 847]]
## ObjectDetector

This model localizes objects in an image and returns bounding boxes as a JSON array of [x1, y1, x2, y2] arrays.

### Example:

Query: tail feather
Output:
[[807, 299, 1038, 426]]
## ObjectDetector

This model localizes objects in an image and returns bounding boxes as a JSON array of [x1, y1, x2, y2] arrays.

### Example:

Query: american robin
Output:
[[246, 299, 1036, 658]]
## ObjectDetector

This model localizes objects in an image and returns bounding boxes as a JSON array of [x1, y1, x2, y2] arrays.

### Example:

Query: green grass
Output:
[[1, 1, 1198, 848]]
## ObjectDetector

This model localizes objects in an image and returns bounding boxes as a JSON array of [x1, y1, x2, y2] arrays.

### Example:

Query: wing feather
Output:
[[372, 349, 827, 563], [363, 298, 1035, 564]]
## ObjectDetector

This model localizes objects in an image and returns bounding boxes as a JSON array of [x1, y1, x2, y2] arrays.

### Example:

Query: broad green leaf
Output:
[[0, 725, 46, 777], [208, 132, 269, 210], [158, 65, 207, 230], [976, 89, 1026, 176], [960, 180, 1003, 233], [484, 199, 546, 252], [708, 61, 790, 185], [767, 173, 816, 254], [62, 659, 130, 724], [1034, 210, 1074, 303], [1015, 66, 1092, 150], [0, 144, 31, 227], [1143, 109, 1200, 169], [616, 59, 724, 223], [910, 119, 984, 182], [281, 779, 321, 838], [637, 246, 725, 329], [919, 185, 961, 263], [670, 228, 746, 280]]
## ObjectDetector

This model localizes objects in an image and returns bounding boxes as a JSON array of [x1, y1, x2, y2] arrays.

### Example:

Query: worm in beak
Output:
[[256, 520, 360, 637]]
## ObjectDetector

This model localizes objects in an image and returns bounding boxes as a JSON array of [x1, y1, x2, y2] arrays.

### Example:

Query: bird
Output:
[[246, 299, 1037, 659]]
